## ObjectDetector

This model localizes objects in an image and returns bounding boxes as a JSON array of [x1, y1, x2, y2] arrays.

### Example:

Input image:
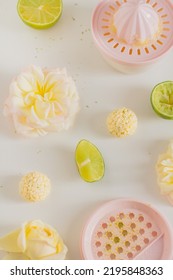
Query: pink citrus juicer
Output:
[[81, 199, 173, 260], [91, 0, 173, 73]]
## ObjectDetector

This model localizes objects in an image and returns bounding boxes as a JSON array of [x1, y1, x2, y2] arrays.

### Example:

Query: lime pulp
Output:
[[17, 0, 63, 29], [150, 81, 173, 119], [75, 140, 105, 183]]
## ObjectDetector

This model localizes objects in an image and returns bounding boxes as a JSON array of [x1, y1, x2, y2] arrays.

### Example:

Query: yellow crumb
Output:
[[106, 107, 137, 138], [19, 171, 51, 202]]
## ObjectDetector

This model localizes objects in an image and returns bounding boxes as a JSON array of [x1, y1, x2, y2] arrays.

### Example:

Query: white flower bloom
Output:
[[4, 65, 80, 137]]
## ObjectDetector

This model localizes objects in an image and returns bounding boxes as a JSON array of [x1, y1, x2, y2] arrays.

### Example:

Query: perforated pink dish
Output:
[[81, 199, 173, 260], [91, 0, 173, 73]]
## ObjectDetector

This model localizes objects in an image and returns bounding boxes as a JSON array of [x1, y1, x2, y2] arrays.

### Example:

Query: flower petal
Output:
[[42, 244, 68, 260], [2, 252, 29, 260], [17, 223, 27, 252], [0, 229, 22, 253], [17, 73, 35, 92], [30, 65, 44, 85], [25, 240, 57, 259]]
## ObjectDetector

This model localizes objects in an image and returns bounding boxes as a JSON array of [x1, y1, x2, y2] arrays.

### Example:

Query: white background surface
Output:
[[0, 0, 173, 260]]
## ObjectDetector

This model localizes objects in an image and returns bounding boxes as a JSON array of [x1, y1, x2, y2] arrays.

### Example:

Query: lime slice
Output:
[[17, 0, 63, 29], [151, 81, 173, 119], [75, 140, 105, 183]]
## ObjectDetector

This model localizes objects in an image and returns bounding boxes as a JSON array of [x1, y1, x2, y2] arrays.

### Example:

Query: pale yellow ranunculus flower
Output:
[[156, 142, 173, 205], [4, 65, 80, 137], [0, 220, 67, 260]]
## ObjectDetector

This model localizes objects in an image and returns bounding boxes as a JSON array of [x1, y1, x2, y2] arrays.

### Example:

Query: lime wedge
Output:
[[75, 140, 105, 183], [17, 0, 63, 29], [150, 81, 173, 119]]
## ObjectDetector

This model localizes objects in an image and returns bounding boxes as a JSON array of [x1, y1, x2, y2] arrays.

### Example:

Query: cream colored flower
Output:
[[0, 220, 67, 260], [4, 65, 80, 137], [156, 142, 173, 205]]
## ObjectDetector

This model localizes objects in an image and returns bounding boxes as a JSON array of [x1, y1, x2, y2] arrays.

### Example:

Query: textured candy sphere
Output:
[[19, 172, 51, 202], [107, 107, 137, 138]]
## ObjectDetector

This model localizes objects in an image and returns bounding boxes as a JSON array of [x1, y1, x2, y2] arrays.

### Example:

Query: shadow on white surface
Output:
[[90, 110, 110, 138], [65, 200, 103, 260], [58, 0, 119, 75], [0, 175, 21, 203]]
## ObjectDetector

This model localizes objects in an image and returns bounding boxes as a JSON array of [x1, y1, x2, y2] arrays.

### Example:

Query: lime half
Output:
[[150, 81, 173, 119], [75, 140, 105, 183], [17, 0, 63, 29]]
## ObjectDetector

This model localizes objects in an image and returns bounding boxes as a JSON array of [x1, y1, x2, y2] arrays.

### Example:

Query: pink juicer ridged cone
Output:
[[113, 0, 160, 45], [91, 0, 173, 73]]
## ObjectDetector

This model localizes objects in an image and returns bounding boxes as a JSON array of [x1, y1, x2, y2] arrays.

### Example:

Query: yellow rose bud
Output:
[[0, 220, 67, 260]]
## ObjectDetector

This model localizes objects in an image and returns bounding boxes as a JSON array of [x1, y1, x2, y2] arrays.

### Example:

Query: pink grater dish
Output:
[[91, 0, 173, 73], [81, 199, 173, 260]]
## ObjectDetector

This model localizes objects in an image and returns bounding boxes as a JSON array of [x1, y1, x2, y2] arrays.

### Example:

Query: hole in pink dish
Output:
[[146, 222, 152, 228], [109, 5, 116, 11], [163, 21, 170, 24], [114, 236, 120, 243], [129, 213, 135, 219], [125, 241, 130, 247], [129, 48, 133, 55], [131, 223, 136, 229], [157, 40, 163, 45], [137, 49, 141, 55], [119, 213, 124, 219], [107, 231, 113, 238], [106, 244, 111, 250], [139, 229, 145, 235], [122, 230, 128, 236], [108, 38, 114, 43], [105, 11, 111, 16], [127, 252, 133, 259], [160, 34, 167, 38], [144, 238, 149, 244], [95, 241, 101, 247], [97, 251, 103, 258], [162, 14, 168, 18], [97, 231, 103, 238], [116, 1, 121, 7], [118, 222, 124, 229], [152, 2, 157, 8], [138, 216, 144, 222], [152, 231, 158, 237], [117, 247, 123, 254], [102, 25, 109, 29], [163, 27, 170, 31], [110, 253, 116, 260], [145, 47, 149, 54], [151, 44, 157, 50], [113, 43, 119, 48], [110, 216, 115, 222], [136, 245, 141, 251], [104, 32, 110, 36], [102, 223, 108, 229], [132, 235, 138, 241]]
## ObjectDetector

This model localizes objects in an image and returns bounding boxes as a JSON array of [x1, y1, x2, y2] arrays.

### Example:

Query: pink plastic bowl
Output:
[[81, 199, 173, 260], [91, 0, 173, 73]]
